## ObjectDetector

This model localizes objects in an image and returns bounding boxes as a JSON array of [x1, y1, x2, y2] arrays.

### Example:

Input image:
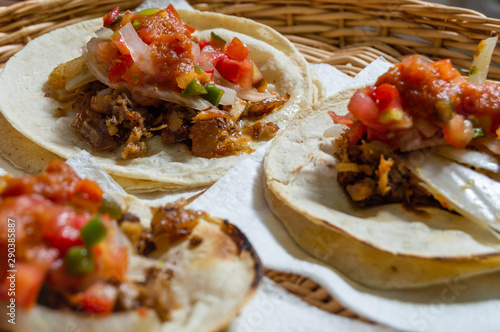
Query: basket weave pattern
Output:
[[0, 0, 142, 65], [190, 0, 500, 78]]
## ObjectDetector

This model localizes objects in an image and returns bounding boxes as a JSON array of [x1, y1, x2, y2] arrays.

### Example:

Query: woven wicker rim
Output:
[[190, 0, 500, 78]]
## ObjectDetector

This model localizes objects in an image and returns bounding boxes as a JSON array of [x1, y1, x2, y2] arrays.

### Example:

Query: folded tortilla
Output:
[[0, 9, 321, 191], [3, 191, 261, 332], [264, 88, 500, 289]]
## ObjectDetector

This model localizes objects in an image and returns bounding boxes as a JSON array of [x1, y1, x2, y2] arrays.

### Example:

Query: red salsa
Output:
[[0, 160, 127, 313], [98, 5, 267, 98], [335, 55, 500, 150]]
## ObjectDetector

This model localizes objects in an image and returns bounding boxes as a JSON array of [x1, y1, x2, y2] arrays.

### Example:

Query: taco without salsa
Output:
[[0, 160, 261, 331], [0, 6, 320, 190], [264, 55, 500, 289]]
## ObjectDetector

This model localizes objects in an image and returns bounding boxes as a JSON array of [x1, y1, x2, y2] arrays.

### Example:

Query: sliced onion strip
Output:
[[213, 69, 275, 102], [469, 35, 498, 84], [120, 23, 155, 76]]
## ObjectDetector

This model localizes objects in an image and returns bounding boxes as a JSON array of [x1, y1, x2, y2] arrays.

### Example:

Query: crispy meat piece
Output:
[[241, 95, 289, 118], [121, 126, 147, 159], [247, 121, 279, 140], [72, 109, 117, 152], [149, 204, 202, 244], [71, 82, 284, 159], [189, 119, 220, 158]]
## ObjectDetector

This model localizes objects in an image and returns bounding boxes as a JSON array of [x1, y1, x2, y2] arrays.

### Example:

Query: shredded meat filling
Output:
[[335, 132, 440, 207], [69, 82, 287, 159]]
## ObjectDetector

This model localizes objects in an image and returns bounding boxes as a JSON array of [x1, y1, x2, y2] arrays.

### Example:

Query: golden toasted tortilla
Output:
[[0, 9, 321, 191], [4, 192, 261, 332], [264, 88, 500, 289]]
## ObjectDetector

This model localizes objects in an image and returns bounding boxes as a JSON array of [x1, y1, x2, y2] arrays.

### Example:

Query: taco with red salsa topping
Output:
[[0, 5, 320, 191], [264, 55, 500, 289], [0, 160, 261, 331]]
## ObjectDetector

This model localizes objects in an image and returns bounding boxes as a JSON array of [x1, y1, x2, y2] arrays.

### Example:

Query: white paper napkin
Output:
[[188, 59, 500, 332]]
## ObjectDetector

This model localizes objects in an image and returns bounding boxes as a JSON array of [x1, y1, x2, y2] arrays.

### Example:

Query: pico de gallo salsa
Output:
[[331, 55, 500, 151], [330, 55, 500, 206], [0, 160, 128, 313], [98, 4, 268, 99], [0, 161, 186, 320], [50, 5, 287, 159]]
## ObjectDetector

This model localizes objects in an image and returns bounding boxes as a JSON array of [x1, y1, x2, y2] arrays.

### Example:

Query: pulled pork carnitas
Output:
[[330, 55, 500, 208], [69, 81, 284, 159]]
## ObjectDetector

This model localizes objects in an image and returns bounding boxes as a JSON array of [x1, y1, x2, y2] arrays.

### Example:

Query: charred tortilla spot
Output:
[[189, 235, 203, 248], [221, 220, 263, 289]]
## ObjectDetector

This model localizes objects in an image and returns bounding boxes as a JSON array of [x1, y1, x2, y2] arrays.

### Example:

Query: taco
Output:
[[0, 160, 261, 331], [0, 6, 321, 191], [264, 55, 500, 289]]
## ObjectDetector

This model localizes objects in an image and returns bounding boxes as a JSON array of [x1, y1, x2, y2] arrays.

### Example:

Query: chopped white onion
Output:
[[196, 51, 216, 73], [469, 35, 498, 84], [95, 27, 113, 40], [120, 23, 155, 76], [82, 42, 114, 87], [65, 69, 96, 92], [215, 84, 237, 105], [86, 37, 102, 57], [192, 41, 201, 62], [123, 83, 212, 110], [97, 87, 113, 96], [213, 69, 275, 102]]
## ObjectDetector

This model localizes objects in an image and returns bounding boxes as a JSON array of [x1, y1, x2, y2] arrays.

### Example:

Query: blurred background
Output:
[[0, 0, 499, 18]]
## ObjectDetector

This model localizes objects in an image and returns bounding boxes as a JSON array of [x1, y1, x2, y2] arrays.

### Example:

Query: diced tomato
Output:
[[237, 59, 253, 89], [442, 113, 474, 148], [97, 41, 120, 65], [45, 258, 90, 291], [14, 263, 44, 310], [103, 6, 120, 27], [108, 54, 133, 83], [184, 24, 195, 34], [347, 121, 367, 143], [70, 179, 103, 214], [77, 282, 116, 314], [328, 111, 353, 126], [120, 11, 135, 26], [224, 37, 250, 61], [347, 87, 387, 133], [432, 58, 459, 81], [111, 33, 130, 56], [216, 57, 241, 82], [374, 83, 402, 113], [205, 51, 226, 67], [166, 4, 181, 22], [1, 177, 34, 197], [198, 39, 210, 50], [42, 213, 86, 256], [121, 63, 144, 85], [93, 242, 128, 282]]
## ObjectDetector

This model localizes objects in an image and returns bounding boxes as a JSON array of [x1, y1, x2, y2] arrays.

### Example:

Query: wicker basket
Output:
[[190, 0, 500, 78], [0, 0, 143, 64], [1, 0, 499, 325]]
